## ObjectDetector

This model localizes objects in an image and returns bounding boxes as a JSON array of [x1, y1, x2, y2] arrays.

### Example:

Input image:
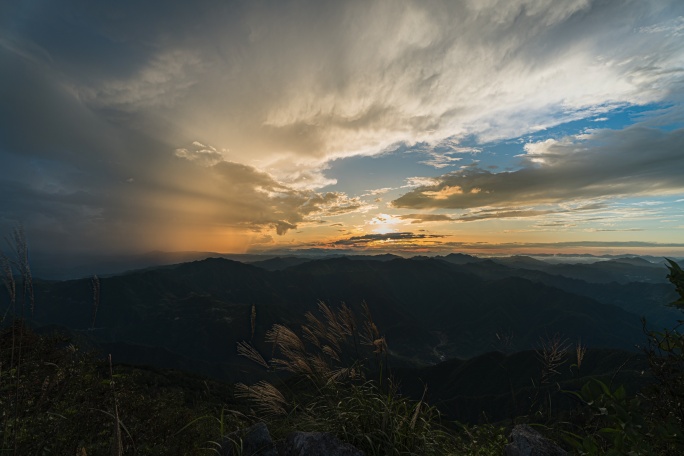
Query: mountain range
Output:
[[26, 254, 679, 383]]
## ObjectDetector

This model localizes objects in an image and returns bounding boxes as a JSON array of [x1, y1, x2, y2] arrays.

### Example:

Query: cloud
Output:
[[204, 161, 371, 232], [252, 234, 274, 245], [415, 141, 479, 168], [2, 0, 684, 253], [535, 221, 577, 228], [586, 228, 645, 232], [175, 142, 226, 167], [397, 214, 455, 223], [6, 1, 684, 175], [393, 126, 684, 210], [0, 145, 366, 252], [458, 209, 556, 222], [363, 187, 393, 196], [443, 240, 684, 250], [639, 15, 684, 35], [332, 232, 444, 246], [403, 177, 442, 188]]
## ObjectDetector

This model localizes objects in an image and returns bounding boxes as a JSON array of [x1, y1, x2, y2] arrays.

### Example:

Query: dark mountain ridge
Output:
[[28, 256, 660, 381]]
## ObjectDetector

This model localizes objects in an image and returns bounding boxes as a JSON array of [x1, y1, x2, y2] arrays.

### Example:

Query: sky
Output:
[[1, 0, 684, 257]]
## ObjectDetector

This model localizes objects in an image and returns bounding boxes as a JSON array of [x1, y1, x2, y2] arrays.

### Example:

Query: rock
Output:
[[222, 422, 277, 456], [281, 431, 364, 456], [504, 424, 567, 456]]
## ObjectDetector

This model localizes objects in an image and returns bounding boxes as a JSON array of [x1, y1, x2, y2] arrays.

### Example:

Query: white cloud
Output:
[[393, 126, 684, 210], [403, 177, 442, 188], [174, 144, 226, 167], [639, 16, 684, 36], [45, 0, 684, 177]]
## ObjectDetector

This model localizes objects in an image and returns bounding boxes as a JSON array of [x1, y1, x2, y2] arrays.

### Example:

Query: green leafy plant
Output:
[[564, 378, 648, 455]]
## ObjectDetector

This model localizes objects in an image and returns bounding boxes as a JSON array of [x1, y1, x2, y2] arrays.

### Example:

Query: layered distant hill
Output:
[[28, 255, 679, 381]]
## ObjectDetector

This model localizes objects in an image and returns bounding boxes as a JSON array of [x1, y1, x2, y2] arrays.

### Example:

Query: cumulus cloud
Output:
[[393, 127, 684, 210], [203, 161, 371, 233]]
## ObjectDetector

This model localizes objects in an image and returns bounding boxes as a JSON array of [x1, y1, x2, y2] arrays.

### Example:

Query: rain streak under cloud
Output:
[[1, 0, 684, 256]]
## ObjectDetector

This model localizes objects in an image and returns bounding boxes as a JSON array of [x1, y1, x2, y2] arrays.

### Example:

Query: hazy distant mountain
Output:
[[30, 248, 681, 283], [249, 253, 401, 271], [248, 256, 314, 271], [30, 250, 275, 280], [28, 256, 668, 381], [30, 250, 406, 279], [486, 255, 670, 284], [450, 259, 679, 329], [439, 253, 482, 265]]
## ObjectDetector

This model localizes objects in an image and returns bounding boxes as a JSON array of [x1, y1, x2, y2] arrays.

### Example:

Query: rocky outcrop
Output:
[[222, 424, 364, 456], [280, 431, 365, 456], [221, 422, 277, 456], [504, 424, 567, 456]]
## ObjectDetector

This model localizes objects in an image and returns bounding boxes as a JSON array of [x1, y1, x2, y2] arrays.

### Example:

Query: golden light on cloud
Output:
[[368, 214, 404, 235], [2, 0, 684, 256]]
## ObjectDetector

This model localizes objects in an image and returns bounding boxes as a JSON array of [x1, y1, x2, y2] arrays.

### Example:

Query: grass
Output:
[[0, 321, 508, 455], [234, 301, 506, 455], [0, 322, 244, 454]]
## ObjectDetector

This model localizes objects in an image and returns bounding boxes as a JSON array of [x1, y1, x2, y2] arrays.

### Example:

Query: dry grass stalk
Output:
[[238, 302, 389, 418], [7, 226, 34, 317], [322, 345, 341, 362], [373, 337, 387, 355], [108, 354, 123, 456], [307, 303, 343, 352], [91, 275, 100, 330], [266, 324, 306, 354], [234, 381, 288, 416], [236, 341, 269, 369], [411, 387, 428, 431], [536, 333, 570, 384], [339, 303, 357, 337], [250, 304, 256, 341], [361, 305, 381, 348], [576, 338, 587, 371], [1, 253, 15, 323], [328, 366, 353, 382], [319, 302, 344, 340], [301, 325, 321, 349]]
